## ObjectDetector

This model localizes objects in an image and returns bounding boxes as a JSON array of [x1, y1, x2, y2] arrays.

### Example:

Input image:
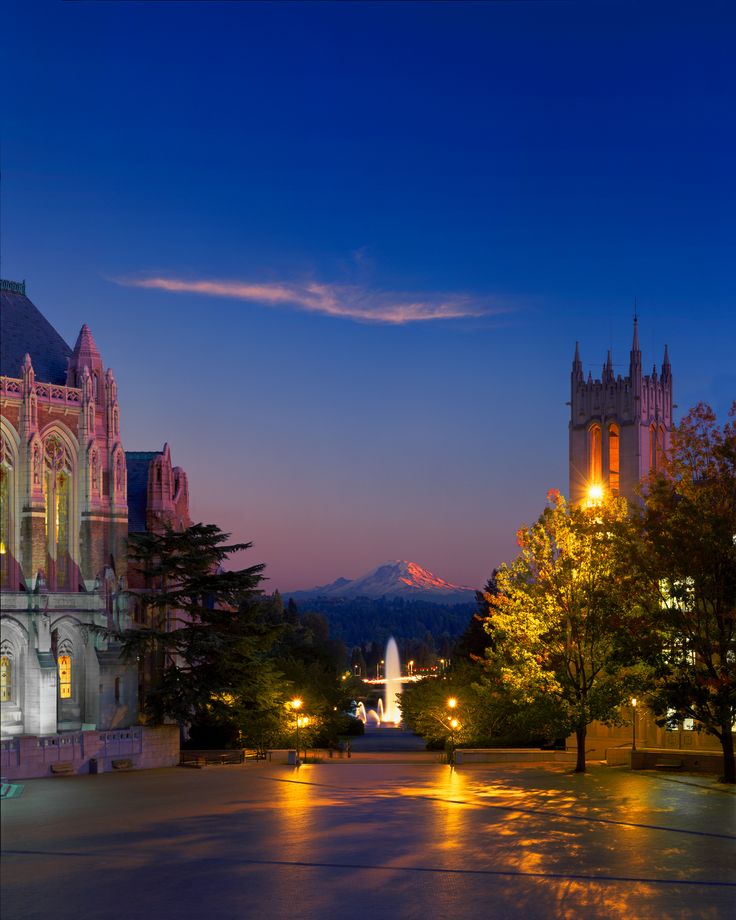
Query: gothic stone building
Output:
[[0, 279, 188, 746], [568, 320, 728, 765], [569, 318, 673, 505]]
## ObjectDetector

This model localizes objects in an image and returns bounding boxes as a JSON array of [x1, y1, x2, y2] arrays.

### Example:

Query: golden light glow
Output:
[[631, 697, 637, 708], [290, 698, 303, 710], [0, 655, 10, 702], [58, 655, 72, 699], [587, 483, 603, 502], [447, 697, 457, 709], [450, 718, 459, 730]]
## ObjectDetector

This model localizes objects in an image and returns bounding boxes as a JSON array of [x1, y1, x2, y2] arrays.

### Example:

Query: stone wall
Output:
[[0, 724, 179, 780]]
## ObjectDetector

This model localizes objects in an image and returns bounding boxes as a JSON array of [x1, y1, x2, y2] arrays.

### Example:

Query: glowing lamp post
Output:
[[291, 698, 303, 764], [447, 698, 459, 765], [297, 716, 309, 761], [631, 697, 637, 753], [586, 483, 604, 507]]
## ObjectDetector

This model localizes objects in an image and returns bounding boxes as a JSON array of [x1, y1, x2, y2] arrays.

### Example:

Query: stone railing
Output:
[[0, 376, 82, 407], [0, 592, 107, 613], [0, 376, 22, 398]]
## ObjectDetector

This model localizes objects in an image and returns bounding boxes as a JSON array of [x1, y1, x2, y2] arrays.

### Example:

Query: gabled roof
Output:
[[1, 288, 72, 384]]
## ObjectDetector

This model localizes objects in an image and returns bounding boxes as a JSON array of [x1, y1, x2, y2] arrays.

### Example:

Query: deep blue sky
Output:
[[2, 1, 734, 591]]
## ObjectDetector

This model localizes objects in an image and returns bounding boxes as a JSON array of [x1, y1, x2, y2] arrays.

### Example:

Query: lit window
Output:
[[589, 425, 602, 483], [43, 436, 71, 589], [58, 655, 72, 699], [0, 655, 10, 702], [608, 424, 620, 493]]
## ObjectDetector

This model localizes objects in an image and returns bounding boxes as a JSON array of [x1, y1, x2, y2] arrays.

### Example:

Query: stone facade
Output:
[[569, 318, 673, 505], [567, 319, 729, 765], [0, 279, 189, 752]]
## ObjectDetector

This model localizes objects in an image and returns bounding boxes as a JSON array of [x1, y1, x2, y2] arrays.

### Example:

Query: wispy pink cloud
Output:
[[115, 275, 508, 325]]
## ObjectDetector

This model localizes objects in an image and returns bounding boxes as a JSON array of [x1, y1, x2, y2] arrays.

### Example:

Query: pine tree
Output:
[[121, 523, 272, 727]]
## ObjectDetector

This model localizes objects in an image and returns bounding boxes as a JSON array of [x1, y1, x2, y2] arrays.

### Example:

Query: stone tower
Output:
[[569, 319, 673, 505]]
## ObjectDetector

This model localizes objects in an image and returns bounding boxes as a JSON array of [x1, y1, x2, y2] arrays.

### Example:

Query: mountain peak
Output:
[[290, 560, 475, 603]]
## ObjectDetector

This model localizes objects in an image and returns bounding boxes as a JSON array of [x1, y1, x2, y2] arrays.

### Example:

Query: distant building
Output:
[[0, 279, 189, 742], [569, 318, 673, 505]]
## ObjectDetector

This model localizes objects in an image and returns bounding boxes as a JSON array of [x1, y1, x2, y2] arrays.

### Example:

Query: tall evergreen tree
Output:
[[122, 523, 270, 726]]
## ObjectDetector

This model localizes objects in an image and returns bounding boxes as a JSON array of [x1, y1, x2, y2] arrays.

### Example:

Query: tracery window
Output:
[[44, 435, 72, 589], [589, 424, 602, 484], [58, 654, 72, 700], [0, 655, 11, 702], [608, 424, 620, 494], [0, 432, 15, 588], [658, 424, 667, 470], [649, 424, 658, 472]]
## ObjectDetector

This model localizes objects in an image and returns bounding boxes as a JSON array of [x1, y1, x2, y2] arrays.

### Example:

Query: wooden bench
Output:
[[111, 758, 134, 771], [50, 762, 75, 775]]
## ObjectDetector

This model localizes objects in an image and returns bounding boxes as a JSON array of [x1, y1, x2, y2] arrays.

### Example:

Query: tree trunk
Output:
[[574, 725, 587, 773], [720, 723, 736, 784]]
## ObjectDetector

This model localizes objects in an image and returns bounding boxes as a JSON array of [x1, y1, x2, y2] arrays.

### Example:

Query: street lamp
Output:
[[408, 659, 415, 677], [446, 698, 459, 765], [631, 697, 637, 753], [297, 715, 310, 761], [291, 698, 302, 764]]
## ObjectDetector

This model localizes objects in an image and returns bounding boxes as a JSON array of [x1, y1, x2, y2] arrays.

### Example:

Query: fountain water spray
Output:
[[355, 637, 403, 726], [382, 637, 402, 725]]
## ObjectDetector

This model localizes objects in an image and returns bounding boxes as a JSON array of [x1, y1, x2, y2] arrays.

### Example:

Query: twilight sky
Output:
[[2, 1, 734, 592]]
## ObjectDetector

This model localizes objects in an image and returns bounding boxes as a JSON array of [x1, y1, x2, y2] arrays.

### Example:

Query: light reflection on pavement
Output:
[[2, 763, 734, 919]]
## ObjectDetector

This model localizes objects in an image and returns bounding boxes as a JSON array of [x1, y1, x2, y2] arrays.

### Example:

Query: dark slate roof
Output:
[[125, 451, 159, 533], [1, 289, 72, 384]]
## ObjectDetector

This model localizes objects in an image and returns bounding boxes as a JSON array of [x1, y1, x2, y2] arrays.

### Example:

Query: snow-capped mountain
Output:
[[291, 560, 476, 604]]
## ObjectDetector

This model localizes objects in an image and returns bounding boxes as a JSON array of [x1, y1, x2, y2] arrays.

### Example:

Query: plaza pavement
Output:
[[1, 760, 734, 920]]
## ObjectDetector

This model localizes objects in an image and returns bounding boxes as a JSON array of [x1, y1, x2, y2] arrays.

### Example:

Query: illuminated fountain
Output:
[[382, 636, 402, 725], [355, 637, 403, 727]]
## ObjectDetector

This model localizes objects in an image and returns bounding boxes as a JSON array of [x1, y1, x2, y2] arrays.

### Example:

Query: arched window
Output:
[[658, 425, 667, 470], [0, 655, 11, 702], [649, 424, 658, 472], [608, 424, 620, 494], [0, 431, 15, 589], [58, 654, 72, 699], [43, 435, 71, 589], [589, 424, 602, 484]]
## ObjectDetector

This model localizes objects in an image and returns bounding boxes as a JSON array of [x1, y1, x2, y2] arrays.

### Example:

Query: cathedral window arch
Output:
[[0, 653, 12, 702], [649, 423, 658, 472], [0, 427, 20, 590], [42, 430, 76, 590], [54, 634, 76, 702], [58, 652, 72, 699], [0, 626, 26, 720], [608, 423, 620, 494], [589, 424, 602, 485], [658, 424, 667, 470]]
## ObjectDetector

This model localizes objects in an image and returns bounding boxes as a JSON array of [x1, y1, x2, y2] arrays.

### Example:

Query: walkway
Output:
[[2, 762, 734, 919]]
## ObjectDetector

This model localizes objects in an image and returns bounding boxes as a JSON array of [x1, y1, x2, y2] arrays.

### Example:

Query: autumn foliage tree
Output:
[[483, 491, 646, 772], [632, 402, 736, 783]]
